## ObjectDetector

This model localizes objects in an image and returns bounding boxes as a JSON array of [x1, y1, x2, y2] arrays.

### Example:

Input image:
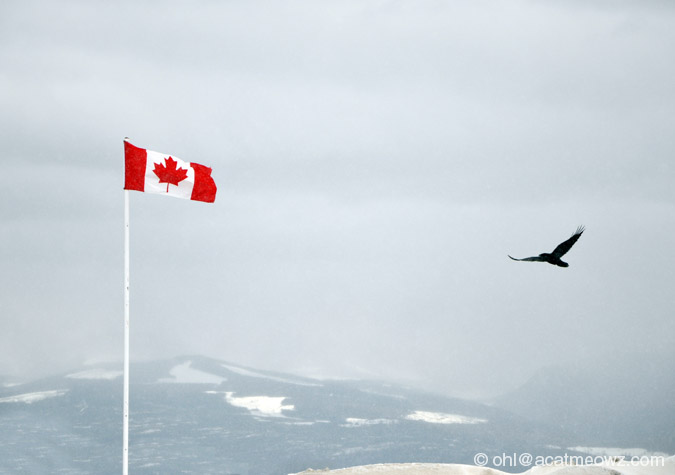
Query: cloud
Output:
[[1, 0, 674, 396]]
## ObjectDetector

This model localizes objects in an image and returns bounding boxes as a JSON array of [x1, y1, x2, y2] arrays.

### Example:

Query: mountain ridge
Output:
[[495, 351, 675, 453], [0, 355, 671, 474]]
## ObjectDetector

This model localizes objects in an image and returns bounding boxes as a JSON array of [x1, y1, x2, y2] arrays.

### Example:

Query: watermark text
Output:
[[473, 452, 666, 468]]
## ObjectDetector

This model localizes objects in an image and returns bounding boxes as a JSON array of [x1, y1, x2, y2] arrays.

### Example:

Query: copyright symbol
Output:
[[519, 453, 533, 466], [474, 453, 488, 466]]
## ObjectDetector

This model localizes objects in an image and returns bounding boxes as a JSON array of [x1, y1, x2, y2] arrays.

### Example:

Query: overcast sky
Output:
[[1, 0, 674, 397]]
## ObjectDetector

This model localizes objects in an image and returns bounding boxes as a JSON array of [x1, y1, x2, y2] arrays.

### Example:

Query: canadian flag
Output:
[[124, 140, 217, 203]]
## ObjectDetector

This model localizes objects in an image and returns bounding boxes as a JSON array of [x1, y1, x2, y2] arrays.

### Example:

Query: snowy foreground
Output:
[[291, 457, 675, 475]]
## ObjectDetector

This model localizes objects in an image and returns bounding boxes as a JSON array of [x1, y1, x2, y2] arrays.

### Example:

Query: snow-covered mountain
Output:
[[495, 351, 675, 453], [0, 355, 670, 474]]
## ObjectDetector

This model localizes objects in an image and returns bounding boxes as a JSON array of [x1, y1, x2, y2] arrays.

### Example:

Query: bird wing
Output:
[[551, 225, 585, 258], [508, 255, 546, 262]]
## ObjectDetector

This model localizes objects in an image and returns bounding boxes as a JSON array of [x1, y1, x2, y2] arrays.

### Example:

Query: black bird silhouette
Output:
[[508, 226, 585, 267]]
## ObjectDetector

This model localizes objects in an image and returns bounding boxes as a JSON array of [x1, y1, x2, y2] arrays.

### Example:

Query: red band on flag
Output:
[[124, 141, 147, 192], [190, 163, 217, 203], [123, 139, 217, 203]]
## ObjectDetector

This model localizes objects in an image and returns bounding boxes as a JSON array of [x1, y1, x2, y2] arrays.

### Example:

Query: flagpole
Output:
[[123, 188, 130, 475]]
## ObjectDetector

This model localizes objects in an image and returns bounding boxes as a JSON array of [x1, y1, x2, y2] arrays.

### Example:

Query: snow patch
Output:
[[568, 447, 670, 458], [206, 390, 294, 417], [291, 460, 675, 475], [0, 389, 68, 404], [292, 463, 504, 474], [405, 411, 487, 425], [158, 361, 226, 385], [342, 418, 398, 428], [221, 363, 321, 387], [67, 369, 123, 380]]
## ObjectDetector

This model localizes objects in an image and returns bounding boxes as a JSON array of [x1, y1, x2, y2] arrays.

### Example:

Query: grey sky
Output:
[[1, 0, 674, 397]]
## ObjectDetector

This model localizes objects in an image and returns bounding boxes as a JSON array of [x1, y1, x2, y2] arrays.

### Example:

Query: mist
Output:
[[1, 0, 674, 398]]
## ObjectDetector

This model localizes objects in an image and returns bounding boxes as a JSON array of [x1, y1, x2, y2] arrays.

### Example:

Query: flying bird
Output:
[[508, 226, 585, 268]]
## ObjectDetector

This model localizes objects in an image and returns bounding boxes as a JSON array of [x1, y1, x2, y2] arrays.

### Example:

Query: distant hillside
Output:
[[495, 351, 675, 453], [0, 355, 564, 474], [1, 355, 671, 474]]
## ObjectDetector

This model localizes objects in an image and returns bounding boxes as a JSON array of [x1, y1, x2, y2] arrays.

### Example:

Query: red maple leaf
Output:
[[153, 156, 189, 192]]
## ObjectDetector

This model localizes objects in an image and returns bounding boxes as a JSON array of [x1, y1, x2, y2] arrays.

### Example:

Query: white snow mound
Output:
[[567, 447, 670, 458], [206, 390, 294, 417], [67, 369, 123, 380], [158, 361, 226, 385], [0, 389, 68, 404], [290, 458, 675, 475], [405, 411, 487, 425], [222, 363, 322, 387], [342, 418, 397, 428], [225, 392, 294, 416]]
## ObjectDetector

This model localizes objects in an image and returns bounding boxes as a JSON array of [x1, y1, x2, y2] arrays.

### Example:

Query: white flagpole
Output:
[[123, 188, 130, 474]]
